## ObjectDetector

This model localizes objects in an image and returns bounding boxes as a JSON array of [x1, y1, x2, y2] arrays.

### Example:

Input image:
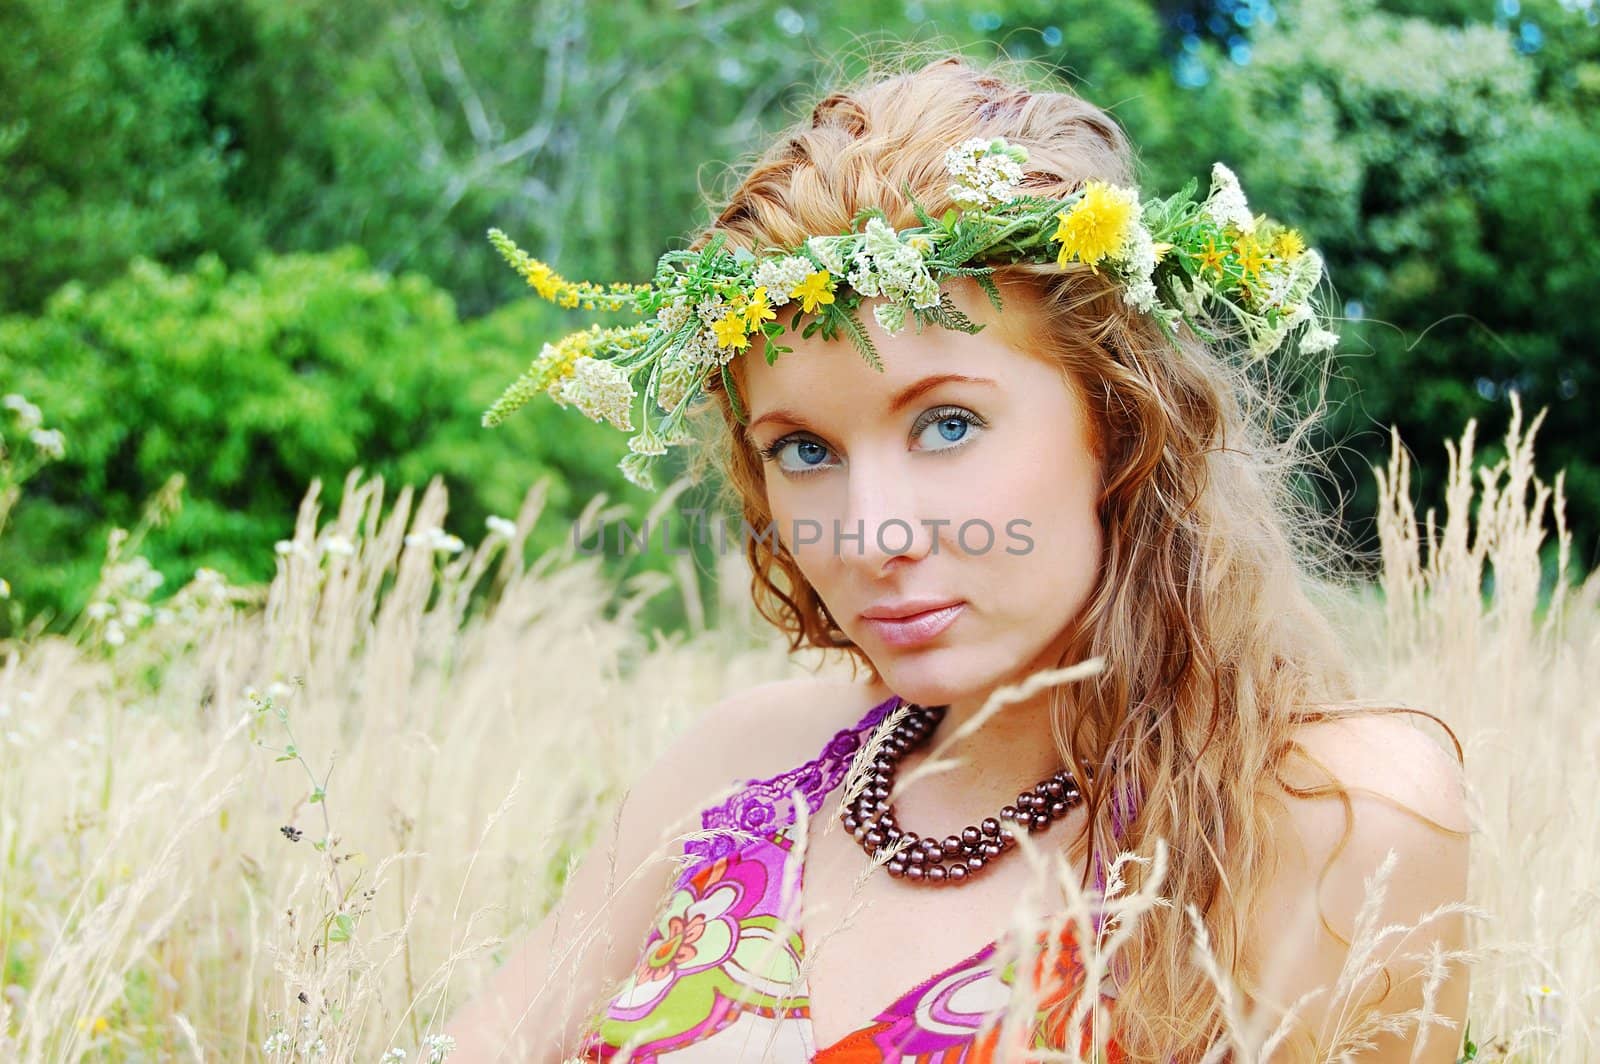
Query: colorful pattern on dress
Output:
[[576, 695, 1124, 1061]]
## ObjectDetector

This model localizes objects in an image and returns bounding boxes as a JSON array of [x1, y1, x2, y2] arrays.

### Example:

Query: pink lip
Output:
[[858, 601, 966, 648]]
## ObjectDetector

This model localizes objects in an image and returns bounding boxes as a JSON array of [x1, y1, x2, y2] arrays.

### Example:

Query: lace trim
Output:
[[685, 694, 901, 862]]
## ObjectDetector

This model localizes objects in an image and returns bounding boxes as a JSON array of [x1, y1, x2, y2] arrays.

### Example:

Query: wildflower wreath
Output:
[[484, 137, 1339, 490]]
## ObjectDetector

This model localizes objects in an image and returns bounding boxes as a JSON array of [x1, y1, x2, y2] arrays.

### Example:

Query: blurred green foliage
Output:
[[1, 0, 1594, 629], [0, 248, 667, 626]]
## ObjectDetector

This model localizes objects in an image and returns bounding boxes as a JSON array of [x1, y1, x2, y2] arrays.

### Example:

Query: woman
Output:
[[444, 51, 1471, 1061]]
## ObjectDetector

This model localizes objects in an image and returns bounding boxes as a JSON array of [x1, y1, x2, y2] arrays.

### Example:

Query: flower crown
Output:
[[484, 137, 1339, 491]]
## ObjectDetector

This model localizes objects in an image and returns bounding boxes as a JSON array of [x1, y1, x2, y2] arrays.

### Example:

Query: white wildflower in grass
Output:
[[944, 136, 1027, 210], [380, 1050, 407, 1063], [302, 1036, 327, 1057], [422, 1032, 456, 1063], [27, 427, 65, 459], [261, 1029, 293, 1056], [3, 393, 42, 432], [85, 600, 114, 622], [1526, 983, 1563, 1031], [1204, 162, 1255, 234], [485, 515, 517, 539], [752, 255, 814, 305], [557, 356, 636, 431]]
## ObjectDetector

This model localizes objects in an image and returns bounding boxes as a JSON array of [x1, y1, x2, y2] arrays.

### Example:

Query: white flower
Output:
[[805, 236, 848, 275], [28, 427, 65, 459], [4, 394, 42, 432], [381, 1050, 408, 1063], [267, 681, 293, 700], [1527, 983, 1563, 1031], [274, 540, 295, 557], [261, 1030, 293, 1056], [422, 1032, 457, 1063], [1204, 162, 1255, 234], [872, 300, 909, 335], [752, 255, 814, 305], [557, 356, 636, 431], [1122, 278, 1159, 314], [1299, 325, 1340, 355], [86, 601, 114, 621], [626, 427, 668, 456], [855, 217, 940, 311], [655, 356, 698, 414], [944, 136, 1027, 210], [485, 515, 517, 539], [105, 621, 126, 647], [654, 295, 692, 333], [301, 1036, 326, 1057]]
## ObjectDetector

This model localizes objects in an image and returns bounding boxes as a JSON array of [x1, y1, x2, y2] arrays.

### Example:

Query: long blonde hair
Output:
[[675, 48, 1456, 1058]]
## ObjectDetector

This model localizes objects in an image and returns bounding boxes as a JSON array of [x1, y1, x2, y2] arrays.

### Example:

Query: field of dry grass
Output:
[[0, 399, 1593, 1062]]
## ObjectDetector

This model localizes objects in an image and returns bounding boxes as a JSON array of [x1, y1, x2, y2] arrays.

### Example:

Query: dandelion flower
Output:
[[1052, 182, 1141, 271]]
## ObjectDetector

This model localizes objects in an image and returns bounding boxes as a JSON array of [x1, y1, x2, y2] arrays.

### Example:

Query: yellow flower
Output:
[[1151, 241, 1175, 264], [1272, 228, 1306, 260], [1052, 181, 1140, 270], [1194, 234, 1228, 278], [1234, 234, 1269, 282], [712, 312, 751, 350], [521, 260, 560, 301], [741, 287, 776, 331], [791, 270, 837, 314], [906, 234, 934, 255]]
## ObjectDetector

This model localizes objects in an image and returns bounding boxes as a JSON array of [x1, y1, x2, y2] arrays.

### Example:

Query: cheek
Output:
[[969, 437, 1103, 603]]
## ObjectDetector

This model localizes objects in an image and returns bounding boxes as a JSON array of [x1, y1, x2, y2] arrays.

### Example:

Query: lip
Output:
[[858, 600, 966, 648]]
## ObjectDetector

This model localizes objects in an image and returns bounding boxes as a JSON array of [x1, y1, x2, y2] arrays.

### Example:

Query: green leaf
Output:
[[329, 913, 355, 943], [827, 303, 883, 372], [275, 754, 296, 762], [940, 208, 957, 231], [721, 363, 747, 425], [974, 273, 1003, 312], [309, 788, 324, 804]]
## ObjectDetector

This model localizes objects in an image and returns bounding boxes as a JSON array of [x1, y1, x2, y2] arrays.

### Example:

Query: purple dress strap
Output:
[[685, 692, 901, 863]]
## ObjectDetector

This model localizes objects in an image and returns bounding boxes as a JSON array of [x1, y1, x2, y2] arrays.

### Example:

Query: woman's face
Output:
[[738, 279, 1106, 709]]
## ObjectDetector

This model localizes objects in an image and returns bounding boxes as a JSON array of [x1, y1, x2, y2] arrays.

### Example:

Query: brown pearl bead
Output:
[[841, 702, 1087, 888]]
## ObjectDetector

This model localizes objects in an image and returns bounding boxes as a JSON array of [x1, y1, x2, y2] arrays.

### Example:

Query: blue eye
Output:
[[757, 405, 986, 479]]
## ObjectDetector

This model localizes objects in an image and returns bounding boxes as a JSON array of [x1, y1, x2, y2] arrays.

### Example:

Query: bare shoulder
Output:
[[685, 673, 894, 783], [1249, 709, 1474, 1061]]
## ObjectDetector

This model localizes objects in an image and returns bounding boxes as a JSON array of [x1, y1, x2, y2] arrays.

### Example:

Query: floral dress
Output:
[[576, 694, 1124, 1061]]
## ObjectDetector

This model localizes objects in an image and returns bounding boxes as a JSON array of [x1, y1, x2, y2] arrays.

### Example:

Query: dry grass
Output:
[[0, 400, 1593, 1062]]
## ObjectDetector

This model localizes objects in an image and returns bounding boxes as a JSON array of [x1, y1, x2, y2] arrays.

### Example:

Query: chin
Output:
[[868, 644, 1013, 709]]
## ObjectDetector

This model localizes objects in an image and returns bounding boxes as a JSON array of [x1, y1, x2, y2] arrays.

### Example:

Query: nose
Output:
[[835, 448, 936, 573]]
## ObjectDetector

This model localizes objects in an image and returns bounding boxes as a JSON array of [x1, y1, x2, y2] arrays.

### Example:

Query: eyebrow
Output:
[[743, 373, 997, 445]]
